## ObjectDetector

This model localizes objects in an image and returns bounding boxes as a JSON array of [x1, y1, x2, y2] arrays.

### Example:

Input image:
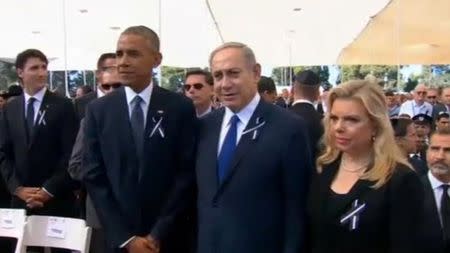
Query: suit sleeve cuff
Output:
[[119, 236, 136, 248], [41, 187, 54, 198]]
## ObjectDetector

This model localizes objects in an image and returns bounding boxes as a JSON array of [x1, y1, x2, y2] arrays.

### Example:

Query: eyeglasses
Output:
[[417, 91, 427, 95], [427, 96, 436, 99], [184, 83, 204, 91], [101, 83, 121, 90]]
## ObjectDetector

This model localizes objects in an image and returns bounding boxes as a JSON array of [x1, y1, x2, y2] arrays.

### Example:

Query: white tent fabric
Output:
[[1, 0, 391, 69]]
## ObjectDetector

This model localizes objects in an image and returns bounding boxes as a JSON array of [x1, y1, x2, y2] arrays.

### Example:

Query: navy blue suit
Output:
[[82, 86, 197, 252], [196, 99, 312, 253]]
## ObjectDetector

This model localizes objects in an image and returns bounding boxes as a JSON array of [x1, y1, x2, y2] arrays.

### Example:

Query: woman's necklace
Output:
[[340, 156, 371, 173]]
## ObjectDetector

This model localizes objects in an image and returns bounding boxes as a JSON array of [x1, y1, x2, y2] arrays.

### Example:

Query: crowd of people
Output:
[[0, 25, 449, 253]]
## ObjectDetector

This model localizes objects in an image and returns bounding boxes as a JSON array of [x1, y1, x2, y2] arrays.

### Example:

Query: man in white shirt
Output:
[[421, 128, 450, 253], [399, 84, 433, 117]]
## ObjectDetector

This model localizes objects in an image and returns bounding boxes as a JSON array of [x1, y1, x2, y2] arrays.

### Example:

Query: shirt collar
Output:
[[292, 99, 314, 106], [197, 106, 212, 118], [124, 83, 153, 106], [24, 86, 46, 103], [223, 93, 260, 127], [97, 87, 105, 98], [428, 170, 449, 190]]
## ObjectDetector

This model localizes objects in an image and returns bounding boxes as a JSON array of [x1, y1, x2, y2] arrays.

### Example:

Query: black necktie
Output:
[[130, 96, 144, 158], [441, 184, 450, 241], [26, 97, 36, 139]]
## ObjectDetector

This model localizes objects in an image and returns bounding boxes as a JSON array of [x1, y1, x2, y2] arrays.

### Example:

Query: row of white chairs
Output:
[[0, 208, 91, 253]]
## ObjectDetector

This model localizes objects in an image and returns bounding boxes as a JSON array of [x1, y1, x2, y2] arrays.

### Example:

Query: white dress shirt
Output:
[[197, 105, 212, 118], [218, 94, 260, 155], [24, 87, 47, 122], [23, 87, 54, 197], [124, 84, 153, 125], [97, 87, 105, 98], [120, 83, 153, 248], [427, 171, 450, 226], [292, 99, 314, 107], [399, 100, 433, 117]]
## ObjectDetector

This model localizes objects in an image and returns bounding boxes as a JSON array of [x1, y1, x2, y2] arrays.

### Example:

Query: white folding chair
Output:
[[0, 208, 27, 253], [23, 215, 92, 253]]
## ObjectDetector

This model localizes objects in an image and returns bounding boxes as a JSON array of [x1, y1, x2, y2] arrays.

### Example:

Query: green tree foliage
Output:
[[0, 61, 18, 91], [161, 66, 185, 92], [271, 66, 330, 85]]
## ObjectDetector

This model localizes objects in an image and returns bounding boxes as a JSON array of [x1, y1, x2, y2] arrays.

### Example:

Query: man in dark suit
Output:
[[421, 128, 450, 253], [74, 53, 119, 119], [0, 49, 79, 252], [68, 53, 121, 253], [290, 70, 324, 160], [257, 76, 277, 104], [196, 42, 313, 253], [433, 87, 450, 121], [82, 26, 197, 253]]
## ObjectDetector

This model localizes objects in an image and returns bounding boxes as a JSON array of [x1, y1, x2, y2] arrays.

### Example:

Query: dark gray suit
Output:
[[196, 99, 313, 253]]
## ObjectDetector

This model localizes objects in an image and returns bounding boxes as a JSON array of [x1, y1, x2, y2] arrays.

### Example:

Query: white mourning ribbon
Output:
[[340, 199, 366, 231], [242, 117, 265, 140], [149, 116, 165, 138], [37, 110, 47, 126]]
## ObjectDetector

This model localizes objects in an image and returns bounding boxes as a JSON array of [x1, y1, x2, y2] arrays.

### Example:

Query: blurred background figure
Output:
[[412, 113, 433, 161], [290, 70, 323, 160], [436, 112, 450, 132], [75, 85, 93, 98], [257, 76, 277, 104], [399, 84, 433, 118], [385, 90, 400, 118], [183, 68, 214, 118], [427, 86, 440, 106], [391, 118, 427, 175]]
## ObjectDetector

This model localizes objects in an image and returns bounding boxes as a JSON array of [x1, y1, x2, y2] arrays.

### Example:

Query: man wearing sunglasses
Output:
[[73, 53, 121, 119], [69, 52, 120, 253], [399, 83, 433, 118], [184, 69, 214, 118]]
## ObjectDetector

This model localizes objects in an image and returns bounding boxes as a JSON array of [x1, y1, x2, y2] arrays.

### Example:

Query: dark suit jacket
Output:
[[74, 91, 97, 119], [82, 86, 197, 251], [290, 102, 324, 159], [421, 175, 448, 253], [0, 90, 79, 216], [432, 103, 448, 121], [196, 100, 313, 253], [408, 157, 428, 176], [308, 159, 424, 253]]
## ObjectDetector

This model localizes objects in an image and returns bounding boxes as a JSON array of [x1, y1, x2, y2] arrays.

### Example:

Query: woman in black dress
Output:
[[308, 80, 424, 253]]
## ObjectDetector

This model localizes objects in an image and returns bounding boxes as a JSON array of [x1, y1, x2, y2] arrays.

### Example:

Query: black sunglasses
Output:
[[101, 83, 121, 90], [427, 96, 436, 99], [184, 83, 204, 91]]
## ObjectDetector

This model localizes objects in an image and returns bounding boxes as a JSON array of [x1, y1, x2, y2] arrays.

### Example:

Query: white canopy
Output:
[[0, 0, 413, 69]]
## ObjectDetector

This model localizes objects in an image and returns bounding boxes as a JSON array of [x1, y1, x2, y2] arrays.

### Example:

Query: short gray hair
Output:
[[121, 25, 160, 52], [209, 42, 257, 67]]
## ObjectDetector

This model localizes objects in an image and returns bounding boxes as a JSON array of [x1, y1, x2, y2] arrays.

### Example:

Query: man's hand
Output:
[[30, 189, 53, 204], [15, 187, 39, 201], [15, 187, 44, 209], [146, 235, 160, 253], [125, 236, 159, 253]]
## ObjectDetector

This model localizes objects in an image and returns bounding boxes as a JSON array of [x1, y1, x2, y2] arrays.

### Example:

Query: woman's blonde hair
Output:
[[316, 80, 411, 188]]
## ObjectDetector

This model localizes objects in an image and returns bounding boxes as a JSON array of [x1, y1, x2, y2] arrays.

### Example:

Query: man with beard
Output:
[[421, 129, 450, 253]]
